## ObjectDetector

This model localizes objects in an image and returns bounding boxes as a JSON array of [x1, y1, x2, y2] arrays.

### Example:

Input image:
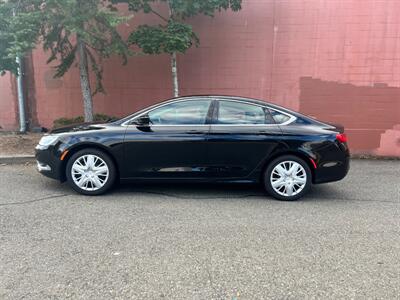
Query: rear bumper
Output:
[[314, 158, 349, 184], [313, 147, 350, 184]]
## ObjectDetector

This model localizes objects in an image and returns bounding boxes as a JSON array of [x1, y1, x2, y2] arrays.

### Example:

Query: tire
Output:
[[263, 155, 312, 201], [66, 148, 116, 196]]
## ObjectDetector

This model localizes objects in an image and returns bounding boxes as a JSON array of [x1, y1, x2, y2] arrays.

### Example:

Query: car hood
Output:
[[50, 122, 109, 134]]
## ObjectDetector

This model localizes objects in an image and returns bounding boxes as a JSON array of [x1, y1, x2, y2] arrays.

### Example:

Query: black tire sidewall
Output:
[[264, 155, 312, 201], [66, 148, 116, 196]]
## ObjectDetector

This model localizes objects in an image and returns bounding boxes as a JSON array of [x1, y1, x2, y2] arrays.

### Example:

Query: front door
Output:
[[122, 99, 212, 179]]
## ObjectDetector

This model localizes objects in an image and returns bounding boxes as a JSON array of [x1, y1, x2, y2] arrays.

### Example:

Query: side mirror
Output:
[[131, 115, 151, 126]]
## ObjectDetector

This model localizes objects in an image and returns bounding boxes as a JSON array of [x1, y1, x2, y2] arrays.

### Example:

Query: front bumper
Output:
[[35, 145, 64, 180], [37, 161, 52, 172]]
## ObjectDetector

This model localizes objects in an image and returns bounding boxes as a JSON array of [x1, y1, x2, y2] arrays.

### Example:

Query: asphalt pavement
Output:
[[0, 160, 399, 299]]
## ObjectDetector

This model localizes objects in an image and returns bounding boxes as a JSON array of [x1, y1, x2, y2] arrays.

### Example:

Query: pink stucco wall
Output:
[[0, 73, 17, 131], [1, 0, 399, 156]]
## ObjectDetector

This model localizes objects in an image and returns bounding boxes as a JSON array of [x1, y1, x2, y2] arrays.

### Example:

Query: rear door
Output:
[[206, 99, 282, 179]]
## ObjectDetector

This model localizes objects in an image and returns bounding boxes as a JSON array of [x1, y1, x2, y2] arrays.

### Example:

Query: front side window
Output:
[[147, 100, 211, 125], [216, 101, 270, 125]]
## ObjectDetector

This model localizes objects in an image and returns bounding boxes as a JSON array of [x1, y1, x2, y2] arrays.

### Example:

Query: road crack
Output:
[[0, 194, 69, 207]]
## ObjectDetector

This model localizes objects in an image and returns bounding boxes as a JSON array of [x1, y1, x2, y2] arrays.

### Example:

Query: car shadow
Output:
[[106, 181, 348, 202], [49, 179, 349, 203], [113, 181, 266, 199]]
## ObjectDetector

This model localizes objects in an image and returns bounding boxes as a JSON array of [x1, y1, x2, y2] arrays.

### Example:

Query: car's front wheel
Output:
[[66, 148, 116, 195], [263, 155, 312, 201]]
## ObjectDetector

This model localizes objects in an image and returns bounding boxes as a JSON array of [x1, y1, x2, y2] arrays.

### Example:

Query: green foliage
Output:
[[0, 0, 42, 75], [113, 0, 242, 19], [54, 116, 85, 128], [129, 21, 199, 55], [53, 113, 116, 128], [0, 2, 16, 74], [0, 0, 132, 94], [169, 0, 242, 18], [114, 0, 242, 55], [40, 0, 132, 94]]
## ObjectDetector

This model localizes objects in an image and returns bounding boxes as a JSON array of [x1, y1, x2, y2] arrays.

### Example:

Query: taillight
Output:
[[336, 133, 347, 143]]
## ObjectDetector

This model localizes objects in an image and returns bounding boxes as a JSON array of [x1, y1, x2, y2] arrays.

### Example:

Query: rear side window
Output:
[[216, 101, 273, 125], [269, 109, 292, 124]]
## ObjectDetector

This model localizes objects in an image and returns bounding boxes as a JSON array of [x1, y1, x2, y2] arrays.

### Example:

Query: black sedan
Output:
[[35, 96, 350, 201]]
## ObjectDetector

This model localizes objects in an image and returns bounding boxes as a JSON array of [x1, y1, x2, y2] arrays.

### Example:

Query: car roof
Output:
[[172, 95, 295, 113], [168, 95, 279, 107]]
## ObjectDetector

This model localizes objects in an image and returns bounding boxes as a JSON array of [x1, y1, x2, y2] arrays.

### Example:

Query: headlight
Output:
[[38, 135, 59, 146]]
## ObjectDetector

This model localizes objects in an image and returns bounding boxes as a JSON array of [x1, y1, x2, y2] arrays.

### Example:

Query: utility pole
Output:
[[16, 55, 26, 132], [13, 6, 27, 132]]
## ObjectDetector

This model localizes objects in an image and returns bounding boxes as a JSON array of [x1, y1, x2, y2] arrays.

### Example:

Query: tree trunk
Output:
[[77, 37, 94, 122], [171, 52, 179, 97], [168, 3, 179, 97]]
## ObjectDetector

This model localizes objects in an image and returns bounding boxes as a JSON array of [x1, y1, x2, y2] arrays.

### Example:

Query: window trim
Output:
[[122, 98, 296, 127]]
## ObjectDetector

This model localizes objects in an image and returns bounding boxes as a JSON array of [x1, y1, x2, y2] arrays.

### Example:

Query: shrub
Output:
[[53, 114, 116, 129]]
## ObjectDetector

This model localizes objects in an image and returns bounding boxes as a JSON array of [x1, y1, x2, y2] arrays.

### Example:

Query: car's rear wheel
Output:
[[66, 148, 116, 195], [263, 155, 312, 201]]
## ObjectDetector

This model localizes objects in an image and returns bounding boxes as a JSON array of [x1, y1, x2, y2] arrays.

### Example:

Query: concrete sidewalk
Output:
[[0, 133, 41, 163]]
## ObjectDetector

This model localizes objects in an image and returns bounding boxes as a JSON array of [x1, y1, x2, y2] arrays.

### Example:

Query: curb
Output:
[[0, 155, 36, 165], [350, 154, 400, 160]]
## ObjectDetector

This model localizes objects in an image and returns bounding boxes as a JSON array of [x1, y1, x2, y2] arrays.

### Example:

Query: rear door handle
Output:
[[187, 130, 203, 134]]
